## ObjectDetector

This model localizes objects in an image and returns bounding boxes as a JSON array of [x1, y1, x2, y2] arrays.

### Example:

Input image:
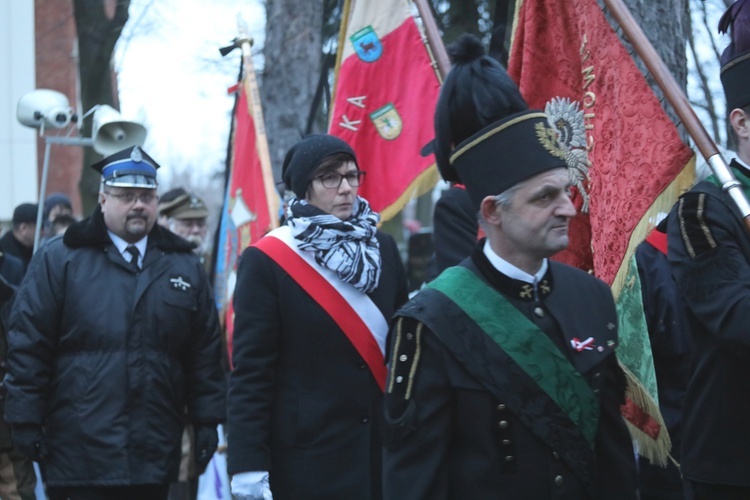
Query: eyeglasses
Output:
[[106, 191, 158, 205], [314, 171, 366, 189]]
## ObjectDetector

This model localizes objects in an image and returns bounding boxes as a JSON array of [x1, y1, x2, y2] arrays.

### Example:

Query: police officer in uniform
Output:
[[4, 146, 225, 500]]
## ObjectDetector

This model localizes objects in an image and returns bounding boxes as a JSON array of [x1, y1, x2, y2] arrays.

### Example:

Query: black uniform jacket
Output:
[[0, 232, 32, 268], [426, 185, 478, 281], [4, 207, 226, 486], [666, 160, 750, 485], [634, 232, 693, 461], [227, 230, 408, 500], [0, 251, 25, 285], [383, 244, 637, 499], [0, 274, 16, 450]]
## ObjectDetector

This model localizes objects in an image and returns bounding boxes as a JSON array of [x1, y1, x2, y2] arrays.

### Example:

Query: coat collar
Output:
[[63, 204, 195, 254], [471, 241, 554, 302]]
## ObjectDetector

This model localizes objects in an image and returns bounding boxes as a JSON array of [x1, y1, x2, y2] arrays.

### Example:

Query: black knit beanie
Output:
[[282, 134, 356, 198]]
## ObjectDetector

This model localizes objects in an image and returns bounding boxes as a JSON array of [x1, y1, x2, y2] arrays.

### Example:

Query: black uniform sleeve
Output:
[[4, 244, 65, 426], [227, 247, 282, 475], [668, 192, 750, 352], [382, 317, 452, 500]]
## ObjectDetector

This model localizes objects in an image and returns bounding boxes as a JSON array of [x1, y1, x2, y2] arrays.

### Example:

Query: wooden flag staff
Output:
[[603, 0, 750, 233], [413, 0, 451, 80], [235, 34, 279, 230]]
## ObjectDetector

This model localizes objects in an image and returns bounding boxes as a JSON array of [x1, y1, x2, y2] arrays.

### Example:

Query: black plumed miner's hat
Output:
[[434, 34, 567, 210]]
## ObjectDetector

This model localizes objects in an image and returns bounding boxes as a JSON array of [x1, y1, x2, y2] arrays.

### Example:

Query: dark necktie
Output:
[[125, 245, 141, 272]]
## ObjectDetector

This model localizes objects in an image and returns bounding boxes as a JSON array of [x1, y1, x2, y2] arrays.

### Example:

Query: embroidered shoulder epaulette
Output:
[[383, 316, 424, 449], [677, 192, 718, 258], [387, 317, 423, 403]]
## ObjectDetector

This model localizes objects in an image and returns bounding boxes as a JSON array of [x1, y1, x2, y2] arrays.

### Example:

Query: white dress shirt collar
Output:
[[108, 231, 147, 267], [482, 239, 548, 284]]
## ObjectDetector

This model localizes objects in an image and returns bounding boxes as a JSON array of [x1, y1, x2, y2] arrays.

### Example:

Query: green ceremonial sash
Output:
[[427, 266, 599, 447]]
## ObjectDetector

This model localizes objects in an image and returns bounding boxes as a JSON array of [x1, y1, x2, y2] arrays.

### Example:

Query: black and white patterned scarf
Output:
[[286, 196, 382, 293]]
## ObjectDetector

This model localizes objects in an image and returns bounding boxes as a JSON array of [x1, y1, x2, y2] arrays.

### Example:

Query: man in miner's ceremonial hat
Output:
[[381, 34, 637, 499], [666, 1, 750, 498]]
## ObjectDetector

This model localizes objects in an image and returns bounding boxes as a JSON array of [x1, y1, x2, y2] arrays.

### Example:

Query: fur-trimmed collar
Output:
[[63, 205, 195, 253]]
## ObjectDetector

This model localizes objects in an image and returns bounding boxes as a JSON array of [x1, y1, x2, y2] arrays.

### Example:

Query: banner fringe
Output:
[[620, 360, 673, 467], [610, 155, 696, 300]]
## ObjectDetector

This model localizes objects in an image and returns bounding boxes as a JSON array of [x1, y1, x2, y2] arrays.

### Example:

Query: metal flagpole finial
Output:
[[236, 14, 253, 46], [219, 15, 254, 57]]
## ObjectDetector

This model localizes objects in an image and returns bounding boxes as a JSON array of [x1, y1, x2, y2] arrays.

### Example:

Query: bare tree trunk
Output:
[[260, 0, 326, 182], [73, 0, 130, 215], [602, 0, 689, 141]]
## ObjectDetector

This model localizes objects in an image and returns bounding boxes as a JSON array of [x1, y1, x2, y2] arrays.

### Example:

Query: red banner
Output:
[[328, 0, 441, 221], [508, 0, 694, 290], [215, 71, 278, 360], [508, 0, 695, 465]]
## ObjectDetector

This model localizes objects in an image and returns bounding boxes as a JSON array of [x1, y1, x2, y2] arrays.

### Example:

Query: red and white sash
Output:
[[254, 226, 389, 390]]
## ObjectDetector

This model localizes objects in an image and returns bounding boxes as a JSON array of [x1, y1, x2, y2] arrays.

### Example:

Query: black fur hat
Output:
[[434, 34, 566, 209], [433, 34, 528, 182]]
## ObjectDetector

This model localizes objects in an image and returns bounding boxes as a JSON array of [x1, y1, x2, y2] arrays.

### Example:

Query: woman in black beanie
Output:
[[227, 134, 408, 499]]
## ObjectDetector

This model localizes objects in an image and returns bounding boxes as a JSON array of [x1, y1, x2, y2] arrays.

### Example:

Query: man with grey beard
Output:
[[161, 193, 211, 275], [160, 191, 214, 500]]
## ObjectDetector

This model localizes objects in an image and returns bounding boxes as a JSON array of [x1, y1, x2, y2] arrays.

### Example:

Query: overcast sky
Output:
[[114, 0, 265, 189], [113, 0, 732, 192]]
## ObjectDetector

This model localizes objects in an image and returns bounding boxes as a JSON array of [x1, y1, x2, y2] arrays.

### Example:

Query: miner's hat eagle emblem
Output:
[[351, 26, 383, 63]]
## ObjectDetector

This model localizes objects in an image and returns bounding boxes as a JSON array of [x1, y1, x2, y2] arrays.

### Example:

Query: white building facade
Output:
[[0, 1, 38, 222]]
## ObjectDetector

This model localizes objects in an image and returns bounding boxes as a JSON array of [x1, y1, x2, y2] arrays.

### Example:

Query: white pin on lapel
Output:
[[170, 276, 191, 291], [570, 337, 595, 352]]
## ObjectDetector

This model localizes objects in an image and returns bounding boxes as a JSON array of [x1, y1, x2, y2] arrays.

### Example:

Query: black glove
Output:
[[12, 424, 44, 461], [193, 424, 218, 474]]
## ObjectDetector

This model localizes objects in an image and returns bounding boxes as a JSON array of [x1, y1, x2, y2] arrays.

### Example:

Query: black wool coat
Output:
[[227, 230, 408, 500], [666, 161, 750, 486]]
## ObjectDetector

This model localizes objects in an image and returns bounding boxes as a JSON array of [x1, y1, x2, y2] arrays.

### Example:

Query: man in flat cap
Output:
[[157, 187, 188, 229], [382, 35, 637, 499], [665, 2, 750, 498], [3, 146, 226, 500], [0, 203, 38, 269], [161, 193, 211, 273], [159, 191, 212, 500]]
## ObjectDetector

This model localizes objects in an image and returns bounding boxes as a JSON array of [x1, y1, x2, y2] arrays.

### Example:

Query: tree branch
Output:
[[688, 1, 721, 141]]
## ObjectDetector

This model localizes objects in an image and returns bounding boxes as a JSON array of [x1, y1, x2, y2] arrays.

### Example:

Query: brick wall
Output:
[[35, 0, 83, 217]]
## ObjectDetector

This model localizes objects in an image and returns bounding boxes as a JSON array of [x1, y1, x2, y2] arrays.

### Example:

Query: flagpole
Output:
[[329, 0, 352, 118], [603, 0, 750, 233], [237, 36, 280, 230], [413, 0, 451, 80]]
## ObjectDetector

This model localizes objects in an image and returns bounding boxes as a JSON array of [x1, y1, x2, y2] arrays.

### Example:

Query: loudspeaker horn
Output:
[[92, 105, 147, 156]]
